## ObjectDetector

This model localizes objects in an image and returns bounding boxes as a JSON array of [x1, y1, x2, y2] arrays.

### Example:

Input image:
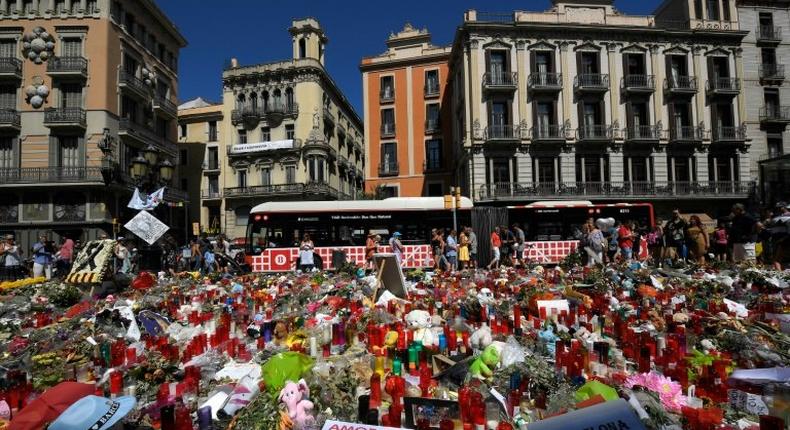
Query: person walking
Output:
[[586, 222, 605, 266], [606, 221, 620, 263], [487, 226, 502, 270], [501, 225, 516, 266], [664, 210, 688, 263], [389, 231, 404, 267], [686, 215, 709, 265], [712, 220, 729, 262], [729, 203, 757, 263], [298, 233, 315, 272], [55, 236, 74, 277], [32, 235, 53, 279], [512, 223, 526, 267], [430, 229, 446, 270], [0, 235, 22, 281], [445, 230, 458, 272], [466, 226, 478, 269], [646, 221, 664, 265], [114, 238, 130, 275], [190, 239, 202, 272], [458, 228, 470, 270]]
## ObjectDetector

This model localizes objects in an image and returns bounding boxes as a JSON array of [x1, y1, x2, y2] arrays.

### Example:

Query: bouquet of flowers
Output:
[[625, 372, 686, 412]]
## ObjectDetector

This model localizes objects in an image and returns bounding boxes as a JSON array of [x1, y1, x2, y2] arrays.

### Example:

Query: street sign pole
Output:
[[451, 186, 458, 233]]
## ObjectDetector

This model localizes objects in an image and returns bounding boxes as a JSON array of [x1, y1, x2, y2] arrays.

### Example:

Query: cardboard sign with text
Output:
[[527, 399, 646, 430]]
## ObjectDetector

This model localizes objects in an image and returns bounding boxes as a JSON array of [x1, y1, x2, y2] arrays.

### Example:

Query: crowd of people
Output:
[[0, 234, 80, 281]]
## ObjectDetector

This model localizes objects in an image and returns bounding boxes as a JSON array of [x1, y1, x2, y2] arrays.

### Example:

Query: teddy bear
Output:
[[405, 309, 439, 347], [469, 323, 493, 350], [469, 345, 499, 380], [278, 378, 315, 429]]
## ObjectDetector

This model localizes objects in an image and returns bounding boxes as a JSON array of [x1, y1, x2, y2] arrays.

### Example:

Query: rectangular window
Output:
[[426, 103, 440, 130], [179, 149, 187, 166], [490, 101, 508, 126], [179, 123, 186, 138], [86, 0, 98, 14], [382, 142, 397, 168], [62, 38, 82, 57], [207, 147, 218, 170], [208, 121, 218, 141], [208, 176, 219, 194], [380, 76, 394, 100], [285, 125, 295, 140], [582, 102, 600, 127], [0, 85, 15, 109], [317, 159, 325, 183], [580, 52, 599, 74], [0, 40, 15, 58], [768, 138, 783, 158], [706, 0, 719, 20], [22, 0, 35, 14], [535, 158, 556, 184], [535, 51, 552, 74], [427, 183, 443, 197], [261, 167, 271, 186], [489, 50, 507, 75], [575, 155, 609, 183], [625, 156, 652, 182], [238, 129, 247, 144], [0, 137, 14, 169], [59, 136, 80, 168], [536, 101, 554, 129], [260, 127, 271, 142], [60, 84, 82, 108], [122, 96, 138, 123], [123, 54, 137, 75], [381, 108, 395, 135], [237, 170, 247, 188], [762, 48, 777, 66], [55, 0, 66, 13], [124, 13, 135, 35], [425, 70, 439, 95], [285, 165, 296, 184], [426, 139, 442, 170]]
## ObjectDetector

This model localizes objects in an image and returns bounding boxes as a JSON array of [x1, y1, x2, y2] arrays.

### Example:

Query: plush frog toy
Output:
[[469, 345, 500, 380]]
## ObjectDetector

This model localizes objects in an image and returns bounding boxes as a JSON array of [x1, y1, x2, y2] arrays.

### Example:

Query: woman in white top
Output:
[[298, 233, 315, 272], [1, 235, 22, 280]]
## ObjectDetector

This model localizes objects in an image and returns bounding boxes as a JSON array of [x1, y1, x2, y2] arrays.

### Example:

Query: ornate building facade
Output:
[[449, 0, 753, 214], [217, 18, 364, 240], [360, 24, 453, 198], [0, 0, 187, 252]]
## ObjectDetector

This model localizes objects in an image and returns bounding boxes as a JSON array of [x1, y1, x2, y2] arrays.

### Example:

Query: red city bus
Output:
[[246, 197, 473, 272]]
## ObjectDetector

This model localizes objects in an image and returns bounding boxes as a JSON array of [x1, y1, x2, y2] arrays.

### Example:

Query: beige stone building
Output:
[[214, 18, 365, 240], [177, 97, 223, 236], [0, 0, 187, 253], [449, 0, 752, 215]]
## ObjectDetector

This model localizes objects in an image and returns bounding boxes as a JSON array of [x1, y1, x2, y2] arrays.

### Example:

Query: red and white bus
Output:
[[245, 197, 473, 272], [245, 198, 655, 271], [509, 201, 656, 263]]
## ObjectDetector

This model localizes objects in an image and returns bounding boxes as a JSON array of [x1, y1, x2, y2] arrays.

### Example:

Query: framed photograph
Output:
[[403, 397, 461, 429]]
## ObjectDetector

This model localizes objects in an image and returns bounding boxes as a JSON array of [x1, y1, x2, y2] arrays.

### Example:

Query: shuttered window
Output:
[[60, 84, 82, 108], [0, 40, 15, 58], [59, 136, 80, 168], [0, 137, 15, 169], [62, 38, 82, 57], [0, 86, 15, 109]]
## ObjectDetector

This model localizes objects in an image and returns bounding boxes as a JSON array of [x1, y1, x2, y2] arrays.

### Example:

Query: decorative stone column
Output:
[[732, 48, 745, 125], [692, 46, 707, 131], [560, 42, 573, 127], [560, 144, 576, 185], [651, 148, 668, 187], [607, 43, 620, 128], [649, 44, 664, 128], [610, 146, 624, 184], [516, 40, 529, 137]]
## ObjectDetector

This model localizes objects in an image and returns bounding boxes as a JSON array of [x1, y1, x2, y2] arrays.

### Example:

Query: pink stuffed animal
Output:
[[278, 378, 315, 428]]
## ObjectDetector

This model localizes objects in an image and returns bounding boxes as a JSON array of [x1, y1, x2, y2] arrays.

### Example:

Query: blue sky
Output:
[[159, 0, 665, 114]]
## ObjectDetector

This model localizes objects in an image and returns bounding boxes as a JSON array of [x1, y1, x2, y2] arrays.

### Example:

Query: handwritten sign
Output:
[[527, 399, 646, 430], [321, 420, 404, 430], [728, 389, 770, 416]]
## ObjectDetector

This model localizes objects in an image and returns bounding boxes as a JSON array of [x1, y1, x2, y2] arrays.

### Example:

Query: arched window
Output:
[[249, 92, 258, 111], [236, 94, 245, 110], [285, 88, 294, 112], [235, 206, 251, 226], [273, 89, 282, 111], [299, 38, 306, 59], [262, 91, 270, 112]]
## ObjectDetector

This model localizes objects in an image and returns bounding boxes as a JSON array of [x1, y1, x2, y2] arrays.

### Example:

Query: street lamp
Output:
[[158, 158, 174, 183], [141, 143, 159, 167], [129, 154, 149, 181]]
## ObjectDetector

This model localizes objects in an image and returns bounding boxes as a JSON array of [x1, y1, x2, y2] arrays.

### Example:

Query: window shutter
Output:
[[529, 50, 536, 78], [707, 56, 715, 83], [598, 99, 606, 125], [11, 137, 18, 168], [622, 53, 629, 79], [577, 101, 584, 132], [625, 102, 633, 129], [78, 136, 86, 167], [485, 50, 491, 75], [576, 50, 582, 75], [49, 136, 58, 167]]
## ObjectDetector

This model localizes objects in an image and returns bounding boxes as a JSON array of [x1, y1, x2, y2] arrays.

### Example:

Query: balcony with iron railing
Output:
[[574, 74, 609, 92], [483, 71, 518, 90], [46, 56, 88, 77], [625, 125, 662, 141], [577, 124, 613, 141], [669, 126, 705, 142], [528, 73, 562, 91], [0, 166, 103, 185], [758, 26, 782, 44], [665, 76, 697, 94], [424, 83, 440, 98], [712, 125, 746, 143], [485, 124, 521, 141], [201, 189, 222, 199], [378, 161, 399, 177], [380, 89, 395, 103], [231, 103, 299, 124], [44, 107, 86, 129], [0, 108, 20, 130], [425, 118, 441, 133], [706, 77, 740, 95], [224, 183, 315, 198], [381, 123, 396, 138], [622, 74, 655, 93], [530, 125, 566, 142], [760, 106, 790, 123], [759, 64, 785, 82], [119, 70, 151, 99], [323, 106, 335, 125], [477, 180, 755, 201], [118, 117, 177, 156], [0, 57, 22, 78], [153, 95, 178, 119]]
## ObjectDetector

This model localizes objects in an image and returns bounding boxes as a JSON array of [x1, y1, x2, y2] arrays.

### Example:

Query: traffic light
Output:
[[444, 194, 453, 210], [454, 187, 462, 207]]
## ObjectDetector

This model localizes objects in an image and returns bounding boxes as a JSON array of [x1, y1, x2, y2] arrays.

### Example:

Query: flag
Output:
[[127, 187, 166, 211], [127, 188, 146, 210]]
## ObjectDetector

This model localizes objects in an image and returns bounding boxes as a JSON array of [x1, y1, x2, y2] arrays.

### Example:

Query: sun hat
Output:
[[48, 395, 136, 430]]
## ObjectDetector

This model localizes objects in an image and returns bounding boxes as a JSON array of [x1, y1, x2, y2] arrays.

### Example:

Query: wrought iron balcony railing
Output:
[[712, 126, 746, 142], [574, 74, 610, 91], [47, 56, 88, 75], [44, 107, 86, 128], [759, 64, 785, 81], [483, 71, 518, 89], [530, 125, 566, 141], [622, 74, 655, 92], [0, 57, 22, 77], [380, 123, 396, 137], [707, 77, 740, 94], [485, 124, 521, 140], [0, 166, 103, 184], [625, 125, 662, 141], [669, 126, 705, 142], [0, 108, 20, 129], [577, 124, 613, 141], [528, 73, 562, 90], [760, 105, 790, 122], [665, 76, 697, 93], [758, 26, 782, 42], [378, 161, 399, 177]]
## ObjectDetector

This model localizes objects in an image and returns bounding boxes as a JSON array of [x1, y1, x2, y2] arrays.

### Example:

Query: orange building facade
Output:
[[360, 24, 452, 197]]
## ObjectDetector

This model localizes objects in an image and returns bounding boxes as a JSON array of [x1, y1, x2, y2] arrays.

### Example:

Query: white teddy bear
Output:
[[469, 323, 493, 350], [405, 309, 440, 347]]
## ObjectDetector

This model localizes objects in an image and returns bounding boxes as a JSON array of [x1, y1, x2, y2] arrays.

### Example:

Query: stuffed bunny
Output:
[[278, 378, 315, 429]]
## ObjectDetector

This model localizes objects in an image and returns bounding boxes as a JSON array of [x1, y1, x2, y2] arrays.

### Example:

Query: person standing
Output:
[[56, 236, 74, 276], [712, 220, 729, 262], [617, 221, 635, 261], [190, 239, 202, 272], [466, 226, 478, 269], [445, 230, 458, 272], [365, 233, 378, 270], [646, 221, 664, 265], [389, 231, 404, 266], [770, 203, 790, 270], [512, 223, 526, 267], [586, 222, 605, 266], [501, 225, 515, 266], [114, 238, 130, 274], [0, 235, 22, 281], [458, 228, 470, 270], [32, 235, 53, 279], [730, 203, 757, 263], [298, 233, 315, 272], [664, 210, 687, 262], [487, 226, 502, 270], [430, 229, 445, 270], [686, 215, 709, 265]]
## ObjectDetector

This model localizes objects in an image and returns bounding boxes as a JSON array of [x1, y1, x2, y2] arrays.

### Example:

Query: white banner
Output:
[[125, 211, 169, 245], [127, 187, 166, 211], [229, 139, 294, 154]]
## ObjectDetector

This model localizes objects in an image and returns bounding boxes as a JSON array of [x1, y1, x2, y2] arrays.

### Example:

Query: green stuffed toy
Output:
[[469, 345, 499, 380]]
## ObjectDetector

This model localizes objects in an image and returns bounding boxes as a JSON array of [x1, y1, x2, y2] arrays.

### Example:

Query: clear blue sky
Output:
[[159, 0, 665, 114]]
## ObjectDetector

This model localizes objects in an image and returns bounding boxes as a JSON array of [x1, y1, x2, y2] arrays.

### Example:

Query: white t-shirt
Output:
[[4, 244, 19, 266], [299, 241, 314, 266]]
